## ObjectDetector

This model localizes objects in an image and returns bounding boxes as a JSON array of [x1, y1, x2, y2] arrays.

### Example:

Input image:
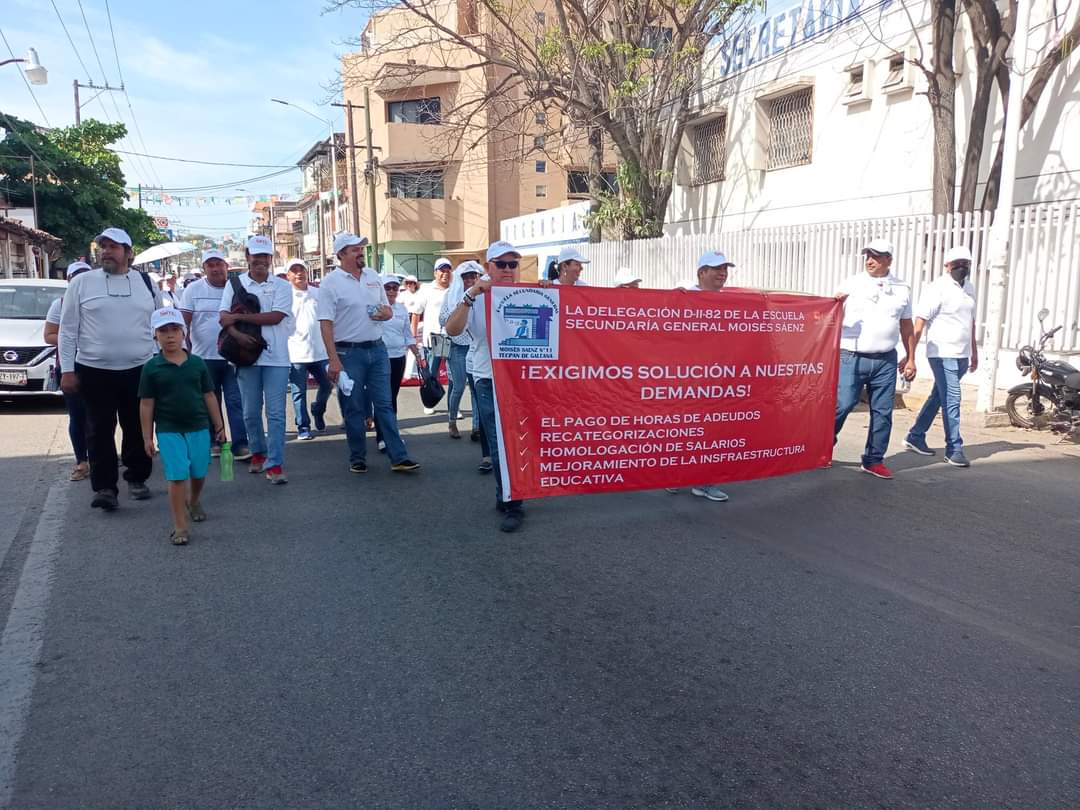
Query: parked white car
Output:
[[0, 278, 66, 396]]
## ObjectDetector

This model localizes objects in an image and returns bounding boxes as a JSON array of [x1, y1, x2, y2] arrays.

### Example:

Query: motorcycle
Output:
[[1005, 308, 1080, 435]]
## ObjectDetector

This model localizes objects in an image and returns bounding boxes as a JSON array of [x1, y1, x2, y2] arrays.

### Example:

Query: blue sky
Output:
[[1, 0, 368, 241]]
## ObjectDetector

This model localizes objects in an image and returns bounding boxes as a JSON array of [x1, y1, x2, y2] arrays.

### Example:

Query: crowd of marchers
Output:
[[47, 227, 977, 542]]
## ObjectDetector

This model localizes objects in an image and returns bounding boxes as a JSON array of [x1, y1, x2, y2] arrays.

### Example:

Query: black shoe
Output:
[[500, 508, 524, 533], [313, 412, 326, 432], [91, 490, 119, 511], [128, 481, 151, 500], [470, 429, 481, 443], [233, 446, 253, 462], [391, 459, 420, 472], [350, 461, 368, 474], [495, 499, 507, 513], [477, 458, 493, 474]]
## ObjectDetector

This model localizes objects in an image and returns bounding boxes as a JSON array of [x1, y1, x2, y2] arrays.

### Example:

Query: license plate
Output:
[[0, 370, 28, 386]]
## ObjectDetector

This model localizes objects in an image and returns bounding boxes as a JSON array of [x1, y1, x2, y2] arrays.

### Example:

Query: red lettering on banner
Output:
[[488, 285, 842, 500]]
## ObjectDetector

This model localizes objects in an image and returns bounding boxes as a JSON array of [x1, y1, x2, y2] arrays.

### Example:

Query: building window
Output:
[[535, 185, 548, 198], [535, 160, 546, 173], [567, 170, 617, 196], [387, 97, 441, 124], [846, 66, 864, 97], [389, 172, 445, 199], [691, 115, 726, 184], [766, 87, 813, 170], [535, 111, 546, 125], [533, 135, 545, 149], [643, 25, 673, 54]]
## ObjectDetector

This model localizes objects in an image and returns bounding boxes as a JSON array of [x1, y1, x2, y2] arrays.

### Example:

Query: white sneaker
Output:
[[423, 407, 436, 415], [664, 488, 682, 494], [455, 412, 465, 420], [691, 485, 729, 502]]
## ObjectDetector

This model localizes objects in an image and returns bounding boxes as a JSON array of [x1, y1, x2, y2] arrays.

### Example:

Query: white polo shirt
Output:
[[915, 274, 976, 359], [288, 286, 328, 364], [416, 282, 450, 347], [837, 272, 913, 354], [315, 267, 389, 344], [179, 278, 228, 361], [219, 272, 293, 367]]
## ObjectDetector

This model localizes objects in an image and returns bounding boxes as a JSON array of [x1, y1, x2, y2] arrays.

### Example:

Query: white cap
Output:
[[403, 274, 419, 283], [675, 279, 699, 290], [486, 240, 521, 261], [150, 306, 185, 332], [202, 249, 226, 265], [333, 232, 369, 254], [148, 271, 163, 284], [434, 257, 452, 271], [862, 239, 894, 256], [698, 250, 734, 268], [246, 235, 273, 255], [944, 245, 973, 265], [285, 258, 307, 273], [65, 261, 91, 278], [557, 246, 590, 265], [96, 227, 132, 247], [456, 260, 483, 277], [380, 272, 403, 286], [182, 272, 196, 282], [614, 267, 642, 286]]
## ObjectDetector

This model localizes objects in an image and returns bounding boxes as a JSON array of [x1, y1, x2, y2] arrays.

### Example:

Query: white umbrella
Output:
[[132, 241, 198, 266]]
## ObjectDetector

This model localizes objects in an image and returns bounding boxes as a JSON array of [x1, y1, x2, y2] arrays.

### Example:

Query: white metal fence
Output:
[[577, 202, 1080, 354]]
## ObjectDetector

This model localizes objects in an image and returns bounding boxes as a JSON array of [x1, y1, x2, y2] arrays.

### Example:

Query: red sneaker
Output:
[[860, 463, 894, 479], [248, 453, 266, 473], [264, 465, 288, 485]]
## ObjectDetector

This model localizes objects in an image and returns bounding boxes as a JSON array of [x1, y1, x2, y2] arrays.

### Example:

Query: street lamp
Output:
[[0, 48, 48, 85], [271, 98, 339, 233]]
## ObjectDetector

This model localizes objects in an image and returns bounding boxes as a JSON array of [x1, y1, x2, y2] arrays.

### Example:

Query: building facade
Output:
[[296, 135, 348, 278], [0, 217, 61, 279]]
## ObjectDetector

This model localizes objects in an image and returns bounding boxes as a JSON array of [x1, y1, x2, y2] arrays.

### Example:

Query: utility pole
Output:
[[73, 79, 124, 125], [976, 0, 1032, 415], [345, 101, 361, 233], [28, 155, 38, 229], [364, 86, 379, 271]]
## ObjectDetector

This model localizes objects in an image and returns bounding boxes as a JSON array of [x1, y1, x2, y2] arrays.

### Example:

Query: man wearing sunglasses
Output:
[[59, 227, 163, 511], [904, 245, 978, 467]]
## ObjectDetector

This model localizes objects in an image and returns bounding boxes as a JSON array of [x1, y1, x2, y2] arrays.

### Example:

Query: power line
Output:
[[0, 26, 52, 127], [134, 166, 297, 193], [0, 109, 61, 179], [109, 149, 297, 168], [49, 0, 93, 80]]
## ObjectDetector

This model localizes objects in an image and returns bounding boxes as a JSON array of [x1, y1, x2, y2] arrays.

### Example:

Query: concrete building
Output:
[[666, 0, 1080, 233], [296, 135, 348, 278], [250, 198, 302, 269], [0, 216, 61, 279]]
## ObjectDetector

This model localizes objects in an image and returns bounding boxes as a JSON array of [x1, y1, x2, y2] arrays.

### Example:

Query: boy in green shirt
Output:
[[139, 307, 226, 545]]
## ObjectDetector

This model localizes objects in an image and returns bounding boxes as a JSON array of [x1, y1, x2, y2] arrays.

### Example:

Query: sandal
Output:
[[70, 462, 89, 482], [170, 529, 189, 546], [188, 502, 207, 522]]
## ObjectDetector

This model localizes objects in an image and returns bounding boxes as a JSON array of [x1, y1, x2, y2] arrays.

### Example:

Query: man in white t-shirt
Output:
[[179, 249, 250, 460], [412, 258, 452, 413], [219, 235, 294, 483], [833, 239, 915, 480], [554, 245, 590, 286], [285, 259, 332, 441], [904, 245, 979, 467]]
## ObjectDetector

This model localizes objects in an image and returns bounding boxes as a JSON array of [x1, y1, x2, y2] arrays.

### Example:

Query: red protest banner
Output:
[[488, 285, 842, 501]]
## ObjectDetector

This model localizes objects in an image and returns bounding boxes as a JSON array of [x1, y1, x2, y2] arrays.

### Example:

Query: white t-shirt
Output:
[[837, 272, 913, 354], [399, 288, 423, 317], [465, 296, 492, 380], [179, 278, 229, 361], [416, 282, 450, 347], [915, 274, 976, 359], [288, 286, 328, 364], [218, 272, 294, 367], [382, 303, 416, 359], [46, 297, 62, 325]]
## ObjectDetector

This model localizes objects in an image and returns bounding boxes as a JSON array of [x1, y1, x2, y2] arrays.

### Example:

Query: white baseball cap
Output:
[[434, 257, 452, 271], [698, 251, 734, 268], [201, 249, 226, 265], [557, 246, 590, 265], [863, 239, 894, 256], [403, 274, 419, 283], [380, 273, 403, 286], [333, 232, 369, 254], [944, 245, 973, 264], [614, 267, 642, 286], [246, 235, 273, 255], [150, 306, 185, 332], [65, 261, 92, 278], [486, 240, 521, 261], [96, 227, 132, 247], [456, 260, 483, 277], [285, 258, 307, 273]]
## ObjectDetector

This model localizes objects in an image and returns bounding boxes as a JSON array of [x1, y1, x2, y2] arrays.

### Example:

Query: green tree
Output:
[[0, 113, 164, 260]]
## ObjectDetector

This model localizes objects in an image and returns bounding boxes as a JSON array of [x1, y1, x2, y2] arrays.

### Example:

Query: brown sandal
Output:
[[188, 502, 207, 522], [448, 422, 461, 439], [170, 529, 189, 546], [70, 462, 89, 482]]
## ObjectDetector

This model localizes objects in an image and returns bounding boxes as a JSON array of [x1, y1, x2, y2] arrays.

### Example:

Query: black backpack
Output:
[[217, 275, 267, 366]]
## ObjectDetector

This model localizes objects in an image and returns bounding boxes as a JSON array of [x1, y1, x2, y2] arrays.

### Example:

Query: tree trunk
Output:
[[957, 47, 995, 212], [587, 125, 603, 243], [929, 0, 958, 215]]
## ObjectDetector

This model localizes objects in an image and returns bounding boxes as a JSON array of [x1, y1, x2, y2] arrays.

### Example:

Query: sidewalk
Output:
[[895, 377, 1013, 426]]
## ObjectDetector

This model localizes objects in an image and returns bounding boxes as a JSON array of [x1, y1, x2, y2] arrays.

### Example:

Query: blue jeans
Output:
[[447, 342, 472, 423], [289, 360, 332, 432], [338, 342, 408, 464], [834, 349, 897, 466], [204, 359, 248, 449], [64, 391, 88, 463], [474, 377, 522, 508], [236, 365, 290, 468], [424, 346, 445, 407], [908, 357, 969, 456]]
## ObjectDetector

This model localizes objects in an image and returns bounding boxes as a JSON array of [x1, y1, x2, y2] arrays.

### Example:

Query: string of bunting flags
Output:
[[125, 190, 296, 207]]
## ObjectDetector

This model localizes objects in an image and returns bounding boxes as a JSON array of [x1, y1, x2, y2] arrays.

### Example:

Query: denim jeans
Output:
[[236, 365, 290, 468], [447, 342, 471, 422], [908, 357, 969, 456], [289, 360, 332, 432], [204, 359, 248, 449], [474, 377, 522, 508], [338, 342, 408, 464], [471, 375, 489, 456], [834, 349, 897, 466], [373, 355, 407, 444], [64, 391, 88, 463]]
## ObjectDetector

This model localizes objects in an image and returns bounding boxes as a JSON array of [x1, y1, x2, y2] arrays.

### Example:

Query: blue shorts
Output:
[[157, 430, 211, 482]]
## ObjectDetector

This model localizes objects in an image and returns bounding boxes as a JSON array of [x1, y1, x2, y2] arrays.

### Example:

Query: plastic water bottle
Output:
[[896, 372, 911, 394], [219, 441, 234, 482]]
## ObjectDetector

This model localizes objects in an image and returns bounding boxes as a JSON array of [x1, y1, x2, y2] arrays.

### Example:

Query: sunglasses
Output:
[[493, 260, 519, 270]]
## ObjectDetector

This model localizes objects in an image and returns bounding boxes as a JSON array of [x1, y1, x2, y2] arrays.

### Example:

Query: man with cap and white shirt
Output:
[[317, 232, 420, 475], [904, 245, 979, 467], [554, 246, 590, 286], [219, 235, 293, 484], [59, 227, 163, 511], [833, 239, 915, 480], [285, 258, 333, 441], [412, 257, 453, 413], [179, 249, 250, 460]]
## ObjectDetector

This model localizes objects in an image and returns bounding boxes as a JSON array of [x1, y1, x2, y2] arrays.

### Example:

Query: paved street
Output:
[[0, 389, 1077, 809]]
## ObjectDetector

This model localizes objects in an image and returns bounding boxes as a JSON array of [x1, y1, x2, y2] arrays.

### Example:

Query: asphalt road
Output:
[[0, 389, 1077, 809]]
